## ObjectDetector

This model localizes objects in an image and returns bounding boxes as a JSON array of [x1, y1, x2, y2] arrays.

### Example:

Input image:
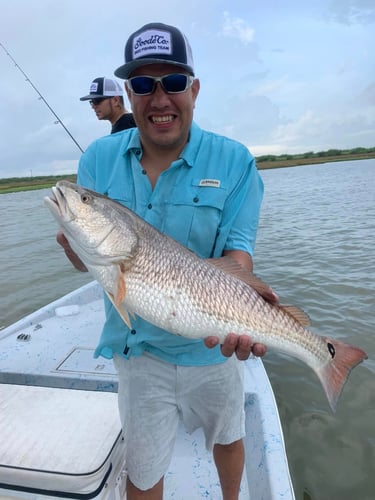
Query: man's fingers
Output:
[[251, 342, 267, 358], [232, 335, 252, 360], [205, 334, 267, 360], [204, 337, 219, 349]]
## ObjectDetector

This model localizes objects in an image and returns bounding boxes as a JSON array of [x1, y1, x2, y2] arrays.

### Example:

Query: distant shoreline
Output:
[[1, 152, 374, 194], [256, 151, 375, 170]]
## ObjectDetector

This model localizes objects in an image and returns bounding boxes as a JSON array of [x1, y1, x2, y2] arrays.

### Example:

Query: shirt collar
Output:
[[126, 129, 142, 154], [125, 121, 202, 168], [179, 122, 202, 168]]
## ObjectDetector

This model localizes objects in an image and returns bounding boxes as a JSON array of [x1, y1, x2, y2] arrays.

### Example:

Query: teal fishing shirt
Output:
[[77, 122, 264, 366]]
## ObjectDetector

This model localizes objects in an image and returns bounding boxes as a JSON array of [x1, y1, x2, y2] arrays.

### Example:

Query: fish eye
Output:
[[81, 194, 91, 204]]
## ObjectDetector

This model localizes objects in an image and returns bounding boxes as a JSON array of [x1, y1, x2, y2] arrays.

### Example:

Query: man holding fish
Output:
[[54, 22, 366, 500], [58, 21, 270, 499]]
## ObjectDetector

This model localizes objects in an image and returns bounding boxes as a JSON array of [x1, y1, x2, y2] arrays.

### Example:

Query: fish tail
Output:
[[317, 338, 367, 412]]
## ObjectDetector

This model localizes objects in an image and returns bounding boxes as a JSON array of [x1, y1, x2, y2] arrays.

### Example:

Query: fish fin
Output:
[[115, 264, 127, 305], [318, 337, 367, 411], [209, 257, 310, 324], [208, 256, 275, 299], [104, 290, 133, 329], [278, 304, 311, 327]]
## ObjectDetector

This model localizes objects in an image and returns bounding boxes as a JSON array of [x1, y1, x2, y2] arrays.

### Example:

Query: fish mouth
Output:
[[44, 186, 69, 220]]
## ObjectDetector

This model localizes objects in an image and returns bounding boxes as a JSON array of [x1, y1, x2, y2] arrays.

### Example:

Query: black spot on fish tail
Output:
[[327, 342, 336, 358]]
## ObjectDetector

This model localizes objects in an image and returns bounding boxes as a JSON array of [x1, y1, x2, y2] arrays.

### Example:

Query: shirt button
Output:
[[142, 169, 147, 175], [135, 149, 141, 155], [130, 329, 136, 335], [147, 203, 152, 209], [193, 197, 199, 203]]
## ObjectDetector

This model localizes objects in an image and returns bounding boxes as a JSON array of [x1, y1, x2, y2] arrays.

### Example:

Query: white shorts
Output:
[[113, 353, 245, 490]]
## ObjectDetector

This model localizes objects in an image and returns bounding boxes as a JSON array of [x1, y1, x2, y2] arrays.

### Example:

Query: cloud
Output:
[[0, 0, 374, 178], [264, 106, 375, 154], [358, 82, 375, 105], [328, 0, 375, 24], [221, 11, 255, 44]]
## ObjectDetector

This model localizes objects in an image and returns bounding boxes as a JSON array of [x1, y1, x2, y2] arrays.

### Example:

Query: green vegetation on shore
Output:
[[0, 174, 77, 194], [256, 146, 375, 170], [1, 147, 374, 194]]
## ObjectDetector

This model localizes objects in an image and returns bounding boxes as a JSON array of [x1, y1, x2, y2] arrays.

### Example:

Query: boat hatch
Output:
[[55, 347, 117, 377], [0, 384, 126, 499]]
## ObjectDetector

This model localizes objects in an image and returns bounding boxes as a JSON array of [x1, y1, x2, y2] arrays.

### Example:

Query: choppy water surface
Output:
[[1, 159, 374, 499]]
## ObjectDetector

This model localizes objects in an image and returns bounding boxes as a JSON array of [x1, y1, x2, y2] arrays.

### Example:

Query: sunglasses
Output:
[[89, 97, 110, 106], [127, 74, 194, 96]]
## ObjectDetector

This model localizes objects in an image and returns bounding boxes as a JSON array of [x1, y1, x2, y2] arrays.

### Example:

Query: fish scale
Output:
[[126, 241, 308, 343], [44, 181, 368, 411]]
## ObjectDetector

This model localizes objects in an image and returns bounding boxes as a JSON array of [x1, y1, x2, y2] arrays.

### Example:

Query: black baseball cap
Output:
[[114, 22, 195, 79], [80, 77, 123, 101]]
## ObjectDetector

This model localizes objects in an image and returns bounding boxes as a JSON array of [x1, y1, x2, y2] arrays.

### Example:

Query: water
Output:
[[0, 189, 91, 327], [0, 160, 374, 499]]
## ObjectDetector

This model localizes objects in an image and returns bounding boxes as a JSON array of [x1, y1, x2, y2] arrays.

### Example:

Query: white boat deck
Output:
[[0, 282, 114, 391], [0, 281, 294, 499]]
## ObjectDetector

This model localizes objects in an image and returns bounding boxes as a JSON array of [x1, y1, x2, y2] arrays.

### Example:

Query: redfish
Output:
[[45, 181, 368, 411]]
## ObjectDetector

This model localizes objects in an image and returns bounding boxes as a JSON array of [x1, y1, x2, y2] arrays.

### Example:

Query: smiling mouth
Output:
[[151, 115, 175, 124]]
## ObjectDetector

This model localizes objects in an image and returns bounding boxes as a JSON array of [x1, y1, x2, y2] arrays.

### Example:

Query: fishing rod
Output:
[[0, 42, 84, 154]]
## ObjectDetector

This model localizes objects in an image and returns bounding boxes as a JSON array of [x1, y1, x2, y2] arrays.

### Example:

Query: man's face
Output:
[[90, 98, 115, 121], [126, 64, 200, 153]]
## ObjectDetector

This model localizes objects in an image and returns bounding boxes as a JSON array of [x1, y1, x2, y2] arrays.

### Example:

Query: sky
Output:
[[0, 0, 374, 178]]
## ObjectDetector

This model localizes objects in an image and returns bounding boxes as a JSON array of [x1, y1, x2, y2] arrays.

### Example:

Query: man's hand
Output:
[[56, 230, 88, 272], [204, 334, 267, 360]]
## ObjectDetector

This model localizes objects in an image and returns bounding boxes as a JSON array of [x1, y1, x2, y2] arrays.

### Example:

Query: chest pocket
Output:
[[162, 181, 227, 258]]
